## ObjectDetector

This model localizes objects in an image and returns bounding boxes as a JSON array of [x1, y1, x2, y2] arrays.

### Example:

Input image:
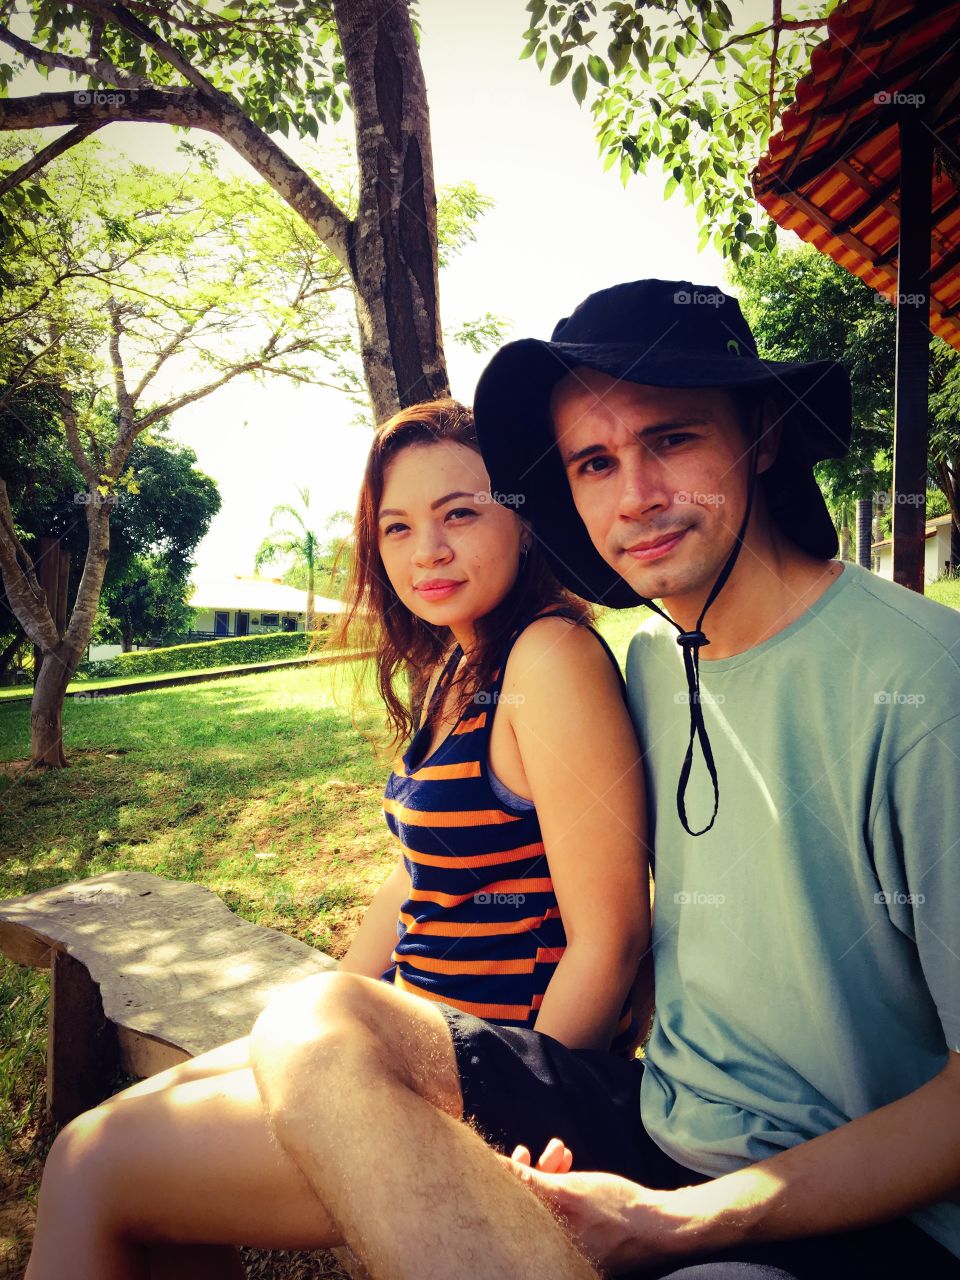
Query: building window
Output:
[[261, 613, 280, 628]]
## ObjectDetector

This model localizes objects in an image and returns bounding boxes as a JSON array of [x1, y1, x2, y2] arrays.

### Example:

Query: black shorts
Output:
[[440, 1007, 960, 1280], [441, 1005, 698, 1190]]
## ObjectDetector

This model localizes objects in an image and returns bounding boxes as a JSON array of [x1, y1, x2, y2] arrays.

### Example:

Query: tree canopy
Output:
[[525, 0, 839, 260]]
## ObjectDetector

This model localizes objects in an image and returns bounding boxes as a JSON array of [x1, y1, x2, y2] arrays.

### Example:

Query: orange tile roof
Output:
[[752, 0, 960, 352]]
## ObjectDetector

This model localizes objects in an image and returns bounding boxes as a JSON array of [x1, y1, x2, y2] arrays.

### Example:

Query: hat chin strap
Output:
[[634, 438, 761, 838]]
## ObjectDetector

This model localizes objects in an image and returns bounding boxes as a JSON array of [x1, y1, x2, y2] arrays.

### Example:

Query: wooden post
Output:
[[47, 948, 119, 1124], [891, 109, 933, 594]]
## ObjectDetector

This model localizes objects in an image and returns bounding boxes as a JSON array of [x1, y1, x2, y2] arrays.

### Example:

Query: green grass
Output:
[[928, 576, 960, 611]]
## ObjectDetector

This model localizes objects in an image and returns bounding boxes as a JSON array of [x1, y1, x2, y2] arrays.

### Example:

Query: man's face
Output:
[[551, 368, 775, 606]]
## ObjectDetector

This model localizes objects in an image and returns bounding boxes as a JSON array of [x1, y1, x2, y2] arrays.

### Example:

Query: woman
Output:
[[26, 400, 649, 1279]]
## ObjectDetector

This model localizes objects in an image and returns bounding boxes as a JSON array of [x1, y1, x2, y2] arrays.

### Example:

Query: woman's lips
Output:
[[414, 580, 464, 601], [624, 528, 689, 563]]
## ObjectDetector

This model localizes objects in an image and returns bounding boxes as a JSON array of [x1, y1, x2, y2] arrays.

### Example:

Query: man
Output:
[[249, 280, 960, 1278]]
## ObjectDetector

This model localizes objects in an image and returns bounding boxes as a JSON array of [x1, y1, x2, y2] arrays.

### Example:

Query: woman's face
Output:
[[377, 440, 524, 645]]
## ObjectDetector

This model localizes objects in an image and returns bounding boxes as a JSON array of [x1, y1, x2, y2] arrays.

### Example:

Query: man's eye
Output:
[[580, 456, 613, 476], [661, 433, 694, 448]]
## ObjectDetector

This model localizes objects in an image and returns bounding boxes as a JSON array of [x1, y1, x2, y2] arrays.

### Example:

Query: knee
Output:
[[39, 1105, 119, 1209], [249, 972, 388, 1109]]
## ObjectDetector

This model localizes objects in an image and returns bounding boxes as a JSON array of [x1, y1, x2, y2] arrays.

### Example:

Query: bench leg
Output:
[[47, 949, 120, 1125]]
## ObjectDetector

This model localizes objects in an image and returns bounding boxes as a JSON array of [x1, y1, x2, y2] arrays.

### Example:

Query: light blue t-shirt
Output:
[[625, 563, 960, 1258]]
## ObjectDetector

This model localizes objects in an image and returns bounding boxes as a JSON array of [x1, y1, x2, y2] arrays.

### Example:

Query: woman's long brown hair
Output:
[[333, 398, 592, 748]]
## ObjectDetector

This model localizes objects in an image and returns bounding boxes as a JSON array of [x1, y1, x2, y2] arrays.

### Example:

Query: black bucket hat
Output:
[[473, 279, 852, 836], [473, 278, 851, 610]]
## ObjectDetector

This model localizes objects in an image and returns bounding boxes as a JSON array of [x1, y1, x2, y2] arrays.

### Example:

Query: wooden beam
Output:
[[892, 110, 934, 594]]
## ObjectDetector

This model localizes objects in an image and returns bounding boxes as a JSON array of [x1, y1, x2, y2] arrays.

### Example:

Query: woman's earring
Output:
[[520, 542, 529, 562]]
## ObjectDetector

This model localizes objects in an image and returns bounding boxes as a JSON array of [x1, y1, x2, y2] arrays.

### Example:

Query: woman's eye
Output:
[[446, 507, 477, 521], [382, 522, 407, 536]]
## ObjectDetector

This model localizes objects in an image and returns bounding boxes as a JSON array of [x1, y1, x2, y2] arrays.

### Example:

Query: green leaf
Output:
[[587, 53, 609, 85], [550, 55, 572, 85], [609, 39, 631, 73], [520, 38, 539, 60], [536, 42, 548, 70], [572, 62, 588, 105]]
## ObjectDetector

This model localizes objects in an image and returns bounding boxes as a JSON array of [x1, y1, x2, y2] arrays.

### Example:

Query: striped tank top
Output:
[[382, 610, 636, 1044]]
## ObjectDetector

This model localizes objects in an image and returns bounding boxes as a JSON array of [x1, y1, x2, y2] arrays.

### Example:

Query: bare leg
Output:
[[26, 1057, 343, 1280], [250, 972, 599, 1280]]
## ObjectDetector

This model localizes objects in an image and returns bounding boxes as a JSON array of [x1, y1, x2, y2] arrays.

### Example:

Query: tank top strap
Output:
[[487, 608, 625, 702]]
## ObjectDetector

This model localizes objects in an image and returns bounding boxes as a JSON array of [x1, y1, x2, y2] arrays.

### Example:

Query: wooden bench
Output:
[[0, 869, 365, 1277]]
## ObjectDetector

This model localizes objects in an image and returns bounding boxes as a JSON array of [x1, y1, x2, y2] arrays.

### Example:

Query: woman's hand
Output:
[[509, 1137, 573, 1174]]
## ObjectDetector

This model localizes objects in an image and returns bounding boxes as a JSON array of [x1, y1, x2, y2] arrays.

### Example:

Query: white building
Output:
[[872, 514, 956, 585], [187, 575, 345, 639]]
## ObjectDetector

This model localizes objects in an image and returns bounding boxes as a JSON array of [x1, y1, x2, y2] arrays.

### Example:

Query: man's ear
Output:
[[755, 398, 782, 477]]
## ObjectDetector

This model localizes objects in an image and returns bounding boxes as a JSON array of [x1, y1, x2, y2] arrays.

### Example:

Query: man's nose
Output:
[[617, 455, 671, 520]]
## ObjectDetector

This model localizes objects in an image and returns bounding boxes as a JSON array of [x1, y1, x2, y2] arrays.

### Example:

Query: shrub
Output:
[[76, 629, 330, 680]]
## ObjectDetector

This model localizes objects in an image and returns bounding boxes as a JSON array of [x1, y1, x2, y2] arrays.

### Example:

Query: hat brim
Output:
[[474, 339, 850, 607]]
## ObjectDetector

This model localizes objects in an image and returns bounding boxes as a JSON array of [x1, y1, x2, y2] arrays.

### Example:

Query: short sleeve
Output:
[[870, 711, 960, 1051]]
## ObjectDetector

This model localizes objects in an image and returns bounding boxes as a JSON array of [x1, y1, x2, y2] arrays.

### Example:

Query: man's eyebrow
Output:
[[379, 490, 478, 518], [562, 417, 708, 466]]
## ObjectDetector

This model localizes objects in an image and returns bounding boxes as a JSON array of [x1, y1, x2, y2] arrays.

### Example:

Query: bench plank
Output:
[[0, 870, 338, 1064]]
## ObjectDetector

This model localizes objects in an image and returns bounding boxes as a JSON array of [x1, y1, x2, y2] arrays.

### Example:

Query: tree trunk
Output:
[[334, 0, 449, 422], [30, 643, 74, 766], [839, 520, 851, 562], [122, 628, 133, 653], [856, 497, 873, 570], [306, 561, 316, 634]]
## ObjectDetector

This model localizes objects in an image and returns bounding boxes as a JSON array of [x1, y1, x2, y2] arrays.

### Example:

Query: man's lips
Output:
[[414, 579, 464, 600], [623, 528, 690, 562]]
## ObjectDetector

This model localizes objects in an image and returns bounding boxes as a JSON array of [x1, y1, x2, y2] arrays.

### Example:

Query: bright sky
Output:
[[16, 0, 773, 581]]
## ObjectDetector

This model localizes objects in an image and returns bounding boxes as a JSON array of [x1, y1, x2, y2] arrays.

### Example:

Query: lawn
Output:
[[0, 606, 647, 1276]]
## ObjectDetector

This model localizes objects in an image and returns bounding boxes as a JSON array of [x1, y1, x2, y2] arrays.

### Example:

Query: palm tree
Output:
[[254, 489, 321, 631]]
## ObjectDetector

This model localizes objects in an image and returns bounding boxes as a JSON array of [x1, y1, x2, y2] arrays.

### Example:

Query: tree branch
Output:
[[0, 91, 353, 268], [58, 382, 100, 489], [0, 479, 60, 652], [0, 122, 104, 198], [0, 23, 162, 90]]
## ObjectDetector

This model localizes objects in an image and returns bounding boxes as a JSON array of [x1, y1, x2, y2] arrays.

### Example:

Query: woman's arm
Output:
[[337, 856, 411, 979], [502, 618, 651, 1051]]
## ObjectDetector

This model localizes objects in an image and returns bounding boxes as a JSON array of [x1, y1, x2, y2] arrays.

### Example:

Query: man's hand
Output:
[[501, 1143, 680, 1274]]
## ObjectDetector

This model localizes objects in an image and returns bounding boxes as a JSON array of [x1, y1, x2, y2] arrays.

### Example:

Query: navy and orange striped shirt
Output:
[[382, 611, 635, 1043]]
